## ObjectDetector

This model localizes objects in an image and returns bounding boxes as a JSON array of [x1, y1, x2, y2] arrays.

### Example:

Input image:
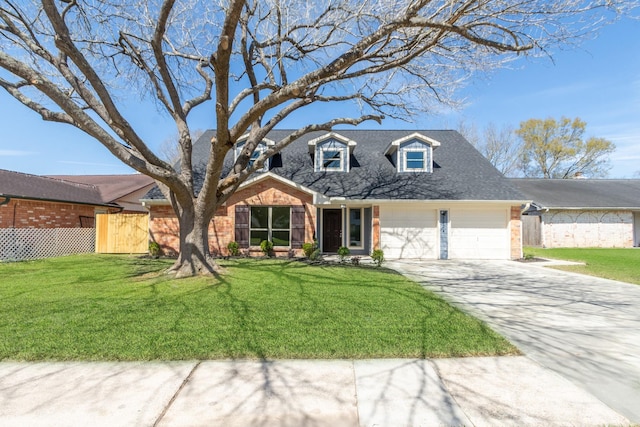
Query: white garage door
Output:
[[380, 205, 437, 259], [449, 208, 509, 259]]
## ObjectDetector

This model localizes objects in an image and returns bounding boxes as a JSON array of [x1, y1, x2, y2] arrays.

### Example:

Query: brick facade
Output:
[[0, 199, 107, 228], [541, 209, 634, 248], [149, 176, 316, 257], [510, 205, 522, 259]]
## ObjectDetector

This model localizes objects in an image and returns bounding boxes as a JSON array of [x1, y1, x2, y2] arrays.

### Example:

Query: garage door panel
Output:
[[380, 206, 437, 259], [449, 209, 509, 259]]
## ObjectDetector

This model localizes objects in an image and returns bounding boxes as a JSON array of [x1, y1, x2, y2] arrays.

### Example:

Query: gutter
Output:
[[0, 193, 118, 209]]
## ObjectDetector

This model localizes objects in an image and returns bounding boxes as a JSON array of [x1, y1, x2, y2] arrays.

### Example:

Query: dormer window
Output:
[[234, 137, 274, 172], [405, 150, 426, 171], [384, 133, 440, 173], [308, 132, 357, 172], [320, 147, 344, 171]]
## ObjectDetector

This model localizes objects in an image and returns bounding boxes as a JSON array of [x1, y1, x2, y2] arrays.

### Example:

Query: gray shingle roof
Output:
[[146, 129, 526, 201], [0, 169, 115, 207], [510, 178, 640, 209], [47, 174, 154, 202]]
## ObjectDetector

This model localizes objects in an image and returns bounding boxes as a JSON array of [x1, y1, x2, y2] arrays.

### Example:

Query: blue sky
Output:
[[0, 16, 638, 178]]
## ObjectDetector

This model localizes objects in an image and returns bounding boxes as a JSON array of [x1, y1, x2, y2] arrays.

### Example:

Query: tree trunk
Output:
[[167, 205, 222, 278]]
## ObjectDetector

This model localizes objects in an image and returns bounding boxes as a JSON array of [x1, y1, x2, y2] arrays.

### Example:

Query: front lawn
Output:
[[524, 247, 640, 285], [0, 255, 516, 361]]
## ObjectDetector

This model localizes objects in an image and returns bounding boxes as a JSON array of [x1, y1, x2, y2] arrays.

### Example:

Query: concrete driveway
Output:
[[388, 259, 640, 423]]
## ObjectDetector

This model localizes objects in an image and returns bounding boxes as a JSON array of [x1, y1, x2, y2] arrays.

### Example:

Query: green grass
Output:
[[524, 247, 640, 285], [0, 255, 517, 361]]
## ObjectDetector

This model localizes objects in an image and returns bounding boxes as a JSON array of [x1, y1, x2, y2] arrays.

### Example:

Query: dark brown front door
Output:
[[322, 209, 342, 252]]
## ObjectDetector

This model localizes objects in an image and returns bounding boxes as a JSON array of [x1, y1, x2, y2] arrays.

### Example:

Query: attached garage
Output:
[[449, 208, 510, 259], [379, 204, 437, 259], [379, 204, 512, 260]]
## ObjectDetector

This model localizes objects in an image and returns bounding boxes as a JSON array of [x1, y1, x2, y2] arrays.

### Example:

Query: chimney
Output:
[[573, 171, 586, 179]]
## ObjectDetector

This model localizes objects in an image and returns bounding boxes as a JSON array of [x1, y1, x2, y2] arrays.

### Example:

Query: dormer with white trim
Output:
[[308, 132, 357, 173], [234, 136, 275, 172], [384, 133, 440, 173]]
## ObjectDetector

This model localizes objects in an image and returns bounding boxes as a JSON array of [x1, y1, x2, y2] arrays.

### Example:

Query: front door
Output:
[[322, 209, 342, 252]]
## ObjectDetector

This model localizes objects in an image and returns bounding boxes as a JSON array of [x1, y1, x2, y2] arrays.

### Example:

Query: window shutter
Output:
[[235, 205, 250, 248], [290, 205, 306, 249]]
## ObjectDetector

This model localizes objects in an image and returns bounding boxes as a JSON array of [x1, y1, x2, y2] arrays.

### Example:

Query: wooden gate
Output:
[[522, 215, 542, 247], [95, 213, 149, 253]]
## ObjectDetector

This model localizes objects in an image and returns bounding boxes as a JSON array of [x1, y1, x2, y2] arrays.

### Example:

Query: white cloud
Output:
[[0, 150, 34, 156]]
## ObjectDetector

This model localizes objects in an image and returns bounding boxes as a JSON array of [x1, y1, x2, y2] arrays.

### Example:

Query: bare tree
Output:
[[160, 129, 204, 164], [0, 0, 636, 276], [517, 117, 615, 178], [457, 120, 521, 176]]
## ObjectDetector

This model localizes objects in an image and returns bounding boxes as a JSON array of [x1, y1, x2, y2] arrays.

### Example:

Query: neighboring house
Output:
[[143, 130, 527, 260], [0, 169, 153, 228], [512, 179, 640, 248], [47, 174, 155, 213]]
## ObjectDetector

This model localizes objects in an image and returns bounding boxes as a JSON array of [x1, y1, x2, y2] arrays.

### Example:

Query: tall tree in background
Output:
[[0, 1, 636, 276], [517, 117, 615, 179], [457, 121, 522, 176]]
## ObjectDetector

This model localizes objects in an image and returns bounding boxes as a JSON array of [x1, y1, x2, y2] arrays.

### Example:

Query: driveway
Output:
[[388, 259, 640, 423]]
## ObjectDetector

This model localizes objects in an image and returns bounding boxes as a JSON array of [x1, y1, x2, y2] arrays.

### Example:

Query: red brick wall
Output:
[[510, 205, 522, 259], [0, 199, 100, 228], [372, 205, 380, 250], [149, 177, 316, 257]]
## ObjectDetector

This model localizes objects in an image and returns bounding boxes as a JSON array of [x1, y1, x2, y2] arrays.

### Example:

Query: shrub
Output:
[[260, 240, 274, 257], [302, 242, 316, 259], [350, 256, 361, 266], [337, 246, 350, 263], [371, 249, 384, 267], [227, 241, 240, 256], [309, 249, 322, 261], [148, 241, 161, 258]]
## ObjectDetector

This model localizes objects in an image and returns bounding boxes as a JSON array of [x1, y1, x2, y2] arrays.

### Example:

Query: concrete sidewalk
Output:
[[0, 357, 629, 426]]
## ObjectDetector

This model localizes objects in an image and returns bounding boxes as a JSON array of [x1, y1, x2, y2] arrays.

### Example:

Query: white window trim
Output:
[[403, 148, 430, 172], [318, 146, 345, 172], [249, 206, 291, 247], [347, 207, 364, 250], [234, 140, 271, 172]]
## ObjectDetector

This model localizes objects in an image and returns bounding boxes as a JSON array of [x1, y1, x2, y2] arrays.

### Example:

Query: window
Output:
[[321, 149, 343, 170], [385, 133, 438, 173], [235, 141, 268, 172], [349, 208, 362, 248], [311, 136, 352, 172], [405, 151, 425, 170], [250, 206, 290, 246]]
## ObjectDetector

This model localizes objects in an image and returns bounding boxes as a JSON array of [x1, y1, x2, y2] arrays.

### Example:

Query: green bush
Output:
[[337, 246, 350, 263], [260, 240, 274, 256], [371, 249, 384, 267], [227, 241, 240, 256], [302, 242, 316, 259], [309, 249, 322, 261], [148, 241, 161, 257]]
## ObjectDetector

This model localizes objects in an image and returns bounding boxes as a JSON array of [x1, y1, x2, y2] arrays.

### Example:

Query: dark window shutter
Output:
[[235, 205, 250, 248], [290, 205, 306, 249]]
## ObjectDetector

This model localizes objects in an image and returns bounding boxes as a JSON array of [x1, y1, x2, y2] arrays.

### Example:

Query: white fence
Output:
[[0, 228, 95, 262]]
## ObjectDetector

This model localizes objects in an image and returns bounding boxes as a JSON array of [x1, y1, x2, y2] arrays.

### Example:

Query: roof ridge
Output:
[[1, 168, 99, 191]]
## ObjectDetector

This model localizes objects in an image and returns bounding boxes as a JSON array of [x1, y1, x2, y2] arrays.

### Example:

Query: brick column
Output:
[[372, 205, 380, 251], [510, 206, 522, 259]]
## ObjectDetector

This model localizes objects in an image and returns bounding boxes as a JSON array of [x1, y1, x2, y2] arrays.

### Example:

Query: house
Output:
[[47, 174, 155, 213], [512, 178, 640, 248], [0, 169, 153, 228], [143, 130, 527, 260]]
